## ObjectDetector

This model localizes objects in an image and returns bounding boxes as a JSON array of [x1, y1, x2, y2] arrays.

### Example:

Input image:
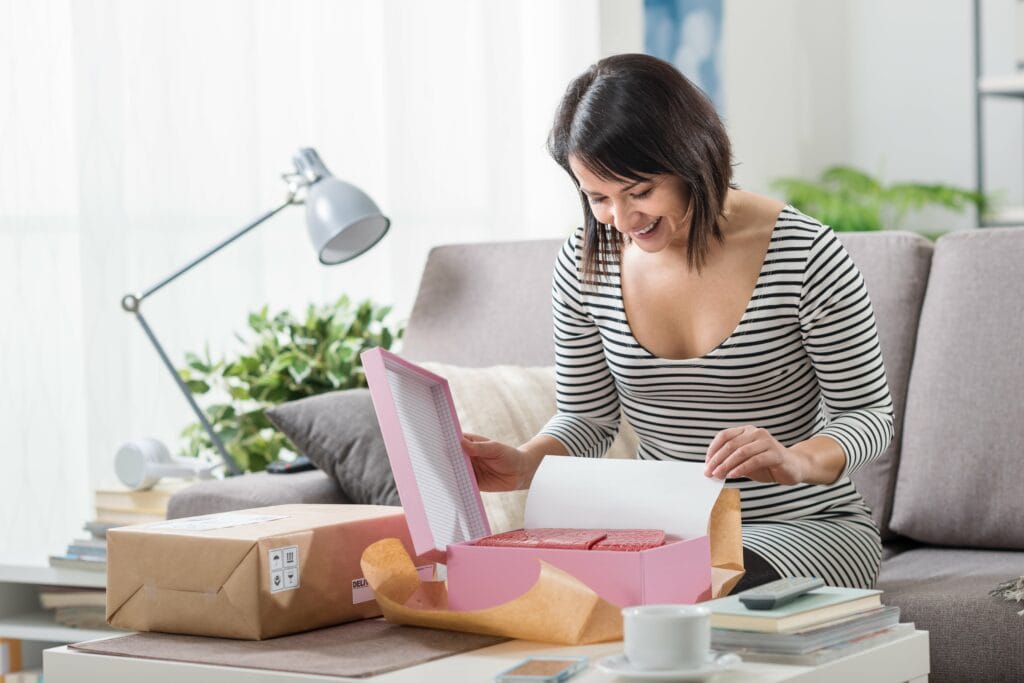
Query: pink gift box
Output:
[[361, 348, 713, 611]]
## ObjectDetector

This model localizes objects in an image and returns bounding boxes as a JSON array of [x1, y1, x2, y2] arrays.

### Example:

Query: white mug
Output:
[[622, 604, 711, 671]]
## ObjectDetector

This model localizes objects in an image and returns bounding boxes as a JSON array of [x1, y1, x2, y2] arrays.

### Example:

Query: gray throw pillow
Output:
[[266, 389, 399, 506]]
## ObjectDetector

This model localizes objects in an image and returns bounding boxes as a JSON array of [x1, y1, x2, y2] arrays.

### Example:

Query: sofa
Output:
[[169, 229, 1024, 682]]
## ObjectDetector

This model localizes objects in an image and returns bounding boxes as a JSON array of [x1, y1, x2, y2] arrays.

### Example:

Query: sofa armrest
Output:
[[166, 470, 349, 519]]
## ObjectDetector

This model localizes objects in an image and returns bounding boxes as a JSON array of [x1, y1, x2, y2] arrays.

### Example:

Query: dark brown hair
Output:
[[546, 53, 733, 279]]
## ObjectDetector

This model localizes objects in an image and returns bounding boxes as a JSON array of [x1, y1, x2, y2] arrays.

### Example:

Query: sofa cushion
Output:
[[878, 548, 1024, 683], [267, 389, 400, 506], [837, 232, 933, 540], [889, 228, 1024, 548], [166, 469, 347, 519]]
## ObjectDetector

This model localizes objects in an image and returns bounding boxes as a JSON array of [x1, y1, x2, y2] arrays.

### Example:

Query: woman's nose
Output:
[[606, 201, 630, 231], [608, 202, 644, 232]]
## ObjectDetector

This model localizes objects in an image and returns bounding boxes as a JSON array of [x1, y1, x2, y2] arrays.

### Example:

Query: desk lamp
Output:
[[116, 148, 390, 488]]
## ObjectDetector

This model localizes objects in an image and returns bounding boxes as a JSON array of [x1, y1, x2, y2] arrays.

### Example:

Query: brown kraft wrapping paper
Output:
[[709, 488, 745, 598], [361, 538, 622, 644], [360, 490, 744, 643]]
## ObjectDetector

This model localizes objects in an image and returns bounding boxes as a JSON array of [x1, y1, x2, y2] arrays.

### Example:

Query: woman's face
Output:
[[569, 155, 691, 253]]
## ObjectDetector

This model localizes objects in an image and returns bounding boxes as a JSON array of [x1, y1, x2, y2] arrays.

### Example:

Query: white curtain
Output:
[[0, 0, 606, 558]]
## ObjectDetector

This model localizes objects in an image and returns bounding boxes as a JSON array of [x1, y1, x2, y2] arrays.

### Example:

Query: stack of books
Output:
[[48, 482, 187, 572], [707, 586, 913, 665], [47, 523, 110, 572], [38, 585, 108, 629]]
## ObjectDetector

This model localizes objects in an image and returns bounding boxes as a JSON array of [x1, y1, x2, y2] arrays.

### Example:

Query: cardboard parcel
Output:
[[359, 348, 745, 645], [106, 504, 421, 640]]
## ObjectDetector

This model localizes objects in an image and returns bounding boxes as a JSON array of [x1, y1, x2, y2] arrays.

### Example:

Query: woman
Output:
[[462, 54, 894, 590]]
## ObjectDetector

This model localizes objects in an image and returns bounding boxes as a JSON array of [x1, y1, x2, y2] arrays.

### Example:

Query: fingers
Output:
[[705, 426, 746, 461], [727, 452, 777, 480], [712, 440, 770, 479], [704, 426, 759, 477]]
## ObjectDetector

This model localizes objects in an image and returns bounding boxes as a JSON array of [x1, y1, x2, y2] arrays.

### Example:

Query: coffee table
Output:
[[44, 629, 928, 682]]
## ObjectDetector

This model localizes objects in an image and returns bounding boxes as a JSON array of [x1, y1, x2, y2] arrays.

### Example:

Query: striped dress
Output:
[[540, 207, 895, 589]]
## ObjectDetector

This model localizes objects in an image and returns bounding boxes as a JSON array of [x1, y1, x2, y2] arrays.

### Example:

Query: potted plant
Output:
[[177, 295, 403, 472], [771, 165, 990, 235]]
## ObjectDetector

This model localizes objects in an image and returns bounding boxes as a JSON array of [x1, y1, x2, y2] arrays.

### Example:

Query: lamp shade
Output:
[[293, 148, 390, 265]]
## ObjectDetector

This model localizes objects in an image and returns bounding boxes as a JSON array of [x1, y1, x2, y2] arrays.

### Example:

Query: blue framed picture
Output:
[[644, 0, 724, 114]]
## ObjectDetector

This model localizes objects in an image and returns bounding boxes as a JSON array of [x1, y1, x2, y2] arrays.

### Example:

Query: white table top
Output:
[[45, 630, 929, 683]]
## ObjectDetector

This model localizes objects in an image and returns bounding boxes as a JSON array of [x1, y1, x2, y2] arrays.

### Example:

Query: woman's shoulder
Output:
[[774, 204, 829, 237], [558, 225, 586, 264]]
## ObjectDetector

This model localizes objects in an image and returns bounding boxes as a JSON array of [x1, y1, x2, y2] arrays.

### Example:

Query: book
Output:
[[47, 554, 107, 572], [38, 586, 107, 609], [93, 482, 189, 512], [707, 586, 883, 633], [93, 506, 166, 525], [83, 519, 123, 538], [733, 622, 915, 665], [711, 605, 900, 654], [66, 538, 107, 558], [54, 606, 109, 630]]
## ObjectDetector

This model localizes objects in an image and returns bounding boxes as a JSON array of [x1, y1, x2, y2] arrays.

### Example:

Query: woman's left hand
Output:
[[704, 425, 804, 484]]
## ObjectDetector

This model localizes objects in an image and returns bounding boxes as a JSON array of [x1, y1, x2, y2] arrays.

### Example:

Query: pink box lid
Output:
[[360, 348, 491, 559]]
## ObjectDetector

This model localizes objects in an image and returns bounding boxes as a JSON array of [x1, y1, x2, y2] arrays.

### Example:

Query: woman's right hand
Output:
[[461, 432, 538, 491]]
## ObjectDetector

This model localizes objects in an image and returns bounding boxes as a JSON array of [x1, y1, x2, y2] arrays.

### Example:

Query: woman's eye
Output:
[[587, 195, 605, 204], [631, 187, 653, 199]]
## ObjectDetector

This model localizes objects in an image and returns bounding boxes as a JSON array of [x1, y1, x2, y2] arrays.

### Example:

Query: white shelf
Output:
[[0, 562, 105, 589], [0, 611, 120, 644], [979, 73, 1024, 95], [983, 206, 1024, 226]]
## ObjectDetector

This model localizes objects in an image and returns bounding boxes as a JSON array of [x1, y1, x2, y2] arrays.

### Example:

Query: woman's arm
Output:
[[704, 226, 894, 486], [703, 428, 847, 485]]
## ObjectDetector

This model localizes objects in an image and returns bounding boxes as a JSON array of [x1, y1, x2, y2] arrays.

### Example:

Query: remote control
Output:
[[737, 576, 826, 610], [266, 454, 317, 474]]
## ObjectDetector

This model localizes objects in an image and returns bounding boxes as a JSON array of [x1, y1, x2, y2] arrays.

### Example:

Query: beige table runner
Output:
[[70, 618, 507, 678]]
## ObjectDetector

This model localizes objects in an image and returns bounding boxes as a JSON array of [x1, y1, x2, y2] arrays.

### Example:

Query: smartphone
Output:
[[494, 656, 587, 682]]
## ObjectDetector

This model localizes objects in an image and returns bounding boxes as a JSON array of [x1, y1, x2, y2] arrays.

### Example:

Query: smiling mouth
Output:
[[633, 218, 661, 238]]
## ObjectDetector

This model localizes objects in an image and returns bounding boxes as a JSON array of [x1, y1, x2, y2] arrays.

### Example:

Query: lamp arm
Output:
[[120, 195, 297, 477], [130, 310, 242, 476], [136, 196, 295, 303]]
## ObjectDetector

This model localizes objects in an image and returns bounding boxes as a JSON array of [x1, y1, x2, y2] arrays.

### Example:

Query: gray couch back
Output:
[[401, 239, 561, 366], [401, 231, 945, 542], [888, 228, 1024, 550]]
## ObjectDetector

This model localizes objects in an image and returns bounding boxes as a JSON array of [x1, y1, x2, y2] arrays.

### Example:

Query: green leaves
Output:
[[178, 296, 404, 472], [771, 165, 988, 233]]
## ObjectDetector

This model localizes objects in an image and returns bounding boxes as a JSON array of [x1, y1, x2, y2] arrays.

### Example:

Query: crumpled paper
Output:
[[359, 538, 622, 645]]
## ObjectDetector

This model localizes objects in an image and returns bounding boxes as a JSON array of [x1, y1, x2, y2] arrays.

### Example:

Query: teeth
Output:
[[637, 218, 659, 235]]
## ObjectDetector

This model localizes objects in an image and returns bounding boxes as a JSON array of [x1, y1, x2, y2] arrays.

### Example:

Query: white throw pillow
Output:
[[420, 362, 639, 533]]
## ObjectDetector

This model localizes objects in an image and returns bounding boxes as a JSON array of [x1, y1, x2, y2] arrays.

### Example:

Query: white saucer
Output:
[[596, 652, 741, 681]]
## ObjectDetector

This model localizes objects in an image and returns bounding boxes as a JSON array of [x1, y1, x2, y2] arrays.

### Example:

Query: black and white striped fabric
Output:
[[540, 207, 895, 589]]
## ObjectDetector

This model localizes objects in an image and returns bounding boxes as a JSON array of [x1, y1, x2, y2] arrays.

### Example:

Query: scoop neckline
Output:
[[618, 205, 790, 362]]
